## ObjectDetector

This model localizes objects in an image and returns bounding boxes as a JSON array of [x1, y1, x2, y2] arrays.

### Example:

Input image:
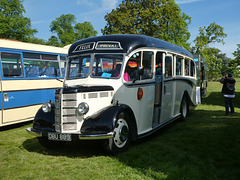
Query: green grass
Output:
[[1, 80, 240, 180]]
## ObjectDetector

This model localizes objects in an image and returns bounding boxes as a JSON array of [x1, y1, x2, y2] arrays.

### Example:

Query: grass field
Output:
[[1, 80, 240, 180]]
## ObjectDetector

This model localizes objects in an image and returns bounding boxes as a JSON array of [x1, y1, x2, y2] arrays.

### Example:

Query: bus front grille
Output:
[[55, 92, 78, 132]]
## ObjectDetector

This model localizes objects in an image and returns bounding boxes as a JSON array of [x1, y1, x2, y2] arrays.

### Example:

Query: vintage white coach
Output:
[[27, 34, 197, 154]]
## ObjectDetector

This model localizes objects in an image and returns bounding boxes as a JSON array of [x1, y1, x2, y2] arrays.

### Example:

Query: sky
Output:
[[23, 0, 240, 58]]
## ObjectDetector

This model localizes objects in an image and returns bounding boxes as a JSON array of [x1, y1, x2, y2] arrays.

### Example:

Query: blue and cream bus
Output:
[[27, 35, 197, 154], [0, 39, 68, 127]]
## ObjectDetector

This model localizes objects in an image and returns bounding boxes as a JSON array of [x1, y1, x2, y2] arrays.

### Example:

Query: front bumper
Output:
[[26, 127, 114, 140]]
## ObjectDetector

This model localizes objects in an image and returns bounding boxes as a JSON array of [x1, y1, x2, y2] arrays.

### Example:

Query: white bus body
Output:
[[27, 35, 197, 154]]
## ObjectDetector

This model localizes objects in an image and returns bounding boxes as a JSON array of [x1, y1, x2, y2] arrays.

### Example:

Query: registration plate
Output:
[[48, 132, 72, 141]]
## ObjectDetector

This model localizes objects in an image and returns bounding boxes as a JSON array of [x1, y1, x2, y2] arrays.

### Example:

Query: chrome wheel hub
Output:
[[113, 119, 129, 148]]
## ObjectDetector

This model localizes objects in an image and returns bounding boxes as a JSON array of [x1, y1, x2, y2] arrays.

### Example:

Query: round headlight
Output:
[[77, 102, 89, 115], [42, 103, 51, 113]]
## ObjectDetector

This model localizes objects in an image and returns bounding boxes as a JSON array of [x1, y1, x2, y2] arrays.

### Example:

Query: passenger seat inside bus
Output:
[[45, 67, 55, 77], [12, 69, 22, 76], [3, 68, 9, 77], [39, 67, 55, 77], [27, 66, 39, 77]]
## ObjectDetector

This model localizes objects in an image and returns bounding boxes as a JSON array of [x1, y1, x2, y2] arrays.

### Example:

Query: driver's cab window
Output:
[[124, 51, 154, 81]]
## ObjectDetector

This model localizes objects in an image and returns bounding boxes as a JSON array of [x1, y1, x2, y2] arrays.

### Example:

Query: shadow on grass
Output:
[[21, 91, 240, 179], [0, 121, 33, 131], [116, 109, 240, 179], [22, 137, 109, 158], [22, 108, 240, 179]]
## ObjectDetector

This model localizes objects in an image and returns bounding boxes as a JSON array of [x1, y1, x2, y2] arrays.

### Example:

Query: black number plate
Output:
[[48, 132, 72, 141]]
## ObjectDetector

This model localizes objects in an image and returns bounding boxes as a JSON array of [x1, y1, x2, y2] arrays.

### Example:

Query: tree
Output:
[[233, 44, 240, 65], [47, 36, 61, 47], [193, 23, 230, 80], [49, 14, 97, 46], [193, 22, 227, 53], [202, 48, 223, 80], [75, 22, 98, 40], [0, 0, 37, 41], [102, 0, 191, 50]]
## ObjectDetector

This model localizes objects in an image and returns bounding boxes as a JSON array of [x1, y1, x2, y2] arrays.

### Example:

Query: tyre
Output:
[[105, 112, 132, 155], [180, 96, 188, 120], [37, 136, 66, 149]]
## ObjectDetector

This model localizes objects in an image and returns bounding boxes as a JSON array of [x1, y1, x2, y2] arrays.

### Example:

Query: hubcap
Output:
[[113, 119, 129, 148]]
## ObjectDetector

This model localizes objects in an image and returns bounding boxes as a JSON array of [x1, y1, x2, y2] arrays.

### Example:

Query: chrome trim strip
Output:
[[79, 132, 114, 140]]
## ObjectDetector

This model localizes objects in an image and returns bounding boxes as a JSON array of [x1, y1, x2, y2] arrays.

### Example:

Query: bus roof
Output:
[[0, 39, 69, 55], [69, 34, 193, 58]]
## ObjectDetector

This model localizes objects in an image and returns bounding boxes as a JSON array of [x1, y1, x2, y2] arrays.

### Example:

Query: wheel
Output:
[[105, 112, 132, 155], [180, 96, 188, 120], [37, 136, 66, 149]]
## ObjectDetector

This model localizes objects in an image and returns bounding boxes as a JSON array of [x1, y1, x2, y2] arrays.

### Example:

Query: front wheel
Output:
[[180, 96, 188, 120], [105, 112, 132, 155]]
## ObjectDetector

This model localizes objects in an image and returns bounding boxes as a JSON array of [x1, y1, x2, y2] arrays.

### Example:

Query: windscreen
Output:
[[66, 55, 91, 79], [91, 54, 124, 78]]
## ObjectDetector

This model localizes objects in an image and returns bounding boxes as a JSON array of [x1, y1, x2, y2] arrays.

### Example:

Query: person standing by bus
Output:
[[220, 73, 236, 116]]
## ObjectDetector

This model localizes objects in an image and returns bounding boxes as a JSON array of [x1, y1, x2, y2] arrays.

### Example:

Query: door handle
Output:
[[4, 93, 9, 102]]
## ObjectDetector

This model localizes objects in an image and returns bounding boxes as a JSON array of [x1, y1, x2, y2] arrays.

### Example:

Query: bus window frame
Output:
[[124, 50, 156, 84], [0, 51, 24, 79], [176, 56, 184, 76], [164, 54, 173, 79], [22, 51, 66, 79], [90, 53, 126, 80]]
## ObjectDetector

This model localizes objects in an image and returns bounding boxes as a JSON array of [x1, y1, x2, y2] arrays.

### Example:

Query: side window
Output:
[[125, 51, 153, 81], [142, 51, 154, 80], [1, 52, 23, 77], [190, 60, 195, 77], [23, 52, 59, 78], [176, 56, 183, 76], [165, 56, 172, 78], [185, 59, 189, 76], [155, 52, 163, 76], [125, 51, 142, 81]]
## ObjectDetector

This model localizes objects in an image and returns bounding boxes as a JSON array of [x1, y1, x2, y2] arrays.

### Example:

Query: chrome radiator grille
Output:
[[55, 92, 78, 132]]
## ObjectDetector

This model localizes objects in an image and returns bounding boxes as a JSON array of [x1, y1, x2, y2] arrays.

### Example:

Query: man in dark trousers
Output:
[[220, 73, 236, 116]]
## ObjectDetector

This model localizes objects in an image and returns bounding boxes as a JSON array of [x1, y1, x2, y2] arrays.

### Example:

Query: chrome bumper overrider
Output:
[[26, 127, 43, 137], [26, 127, 113, 140]]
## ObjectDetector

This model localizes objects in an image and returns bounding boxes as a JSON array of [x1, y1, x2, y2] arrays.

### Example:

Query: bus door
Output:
[[138, 51, 155, 132], [160, 54, 174, 122], [0, 52, 24, 124], [152, 52, 163, 127]]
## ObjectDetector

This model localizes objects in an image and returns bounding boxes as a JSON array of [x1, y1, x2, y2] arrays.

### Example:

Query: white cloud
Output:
[[175, 0, 203, 4], [102, 0, 118, 10]]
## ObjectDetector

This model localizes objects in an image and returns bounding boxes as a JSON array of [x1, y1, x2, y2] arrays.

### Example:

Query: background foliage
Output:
[[0, 0, 37, 41], [102, 0, 191, 50], [49, 14, 97, 47]]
